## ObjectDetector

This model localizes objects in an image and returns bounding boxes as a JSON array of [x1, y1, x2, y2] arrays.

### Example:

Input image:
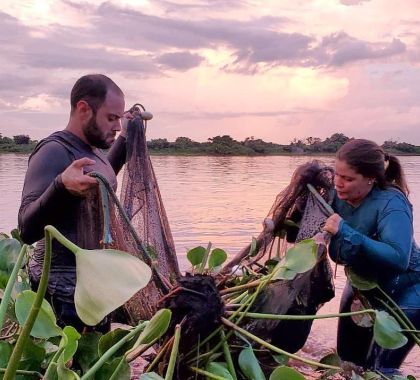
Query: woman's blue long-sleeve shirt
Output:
[[329, 186, 420, 309]]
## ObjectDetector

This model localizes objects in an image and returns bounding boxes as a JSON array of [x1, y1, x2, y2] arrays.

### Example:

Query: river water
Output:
[[1, 153, 419, 376]]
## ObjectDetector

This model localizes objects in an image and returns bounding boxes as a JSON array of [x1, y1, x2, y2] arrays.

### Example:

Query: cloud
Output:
[[156, 51, 204, 71], [340, 0, 370, 5], [320, 32, 406, 66]]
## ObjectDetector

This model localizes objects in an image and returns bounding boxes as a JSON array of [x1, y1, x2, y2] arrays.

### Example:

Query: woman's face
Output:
[[334, 159, 374, 207]]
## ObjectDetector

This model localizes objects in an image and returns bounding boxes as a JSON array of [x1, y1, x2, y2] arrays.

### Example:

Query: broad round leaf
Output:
[[374, 311, 408, 349], [0, 238, 22, 273], [273, 266, 298, 281], [73, 332, 102, 373], [238, 346, 266, 380], [74, 248, 152, 326], [345, 267, 378, 291], [15, 290, 62, 338], [187, 246, 206, 267], [206, 362, 234, 380], [61, 326, 81, 364], [272, 354, 289, 366], [208, 248, 227, 269], [139, 373, 164, 380], [0, 341, 13, 367], [283, 239, 317, 273], [319, 352, 341, 367], [98, 328, 132, 357], [272, 239, 317, 280], [269, 366, 305, 380], [138, 308, 172, 344]]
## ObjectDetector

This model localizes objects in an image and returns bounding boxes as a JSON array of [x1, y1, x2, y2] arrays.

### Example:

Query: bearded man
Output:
[[18, 74, 132, 332]]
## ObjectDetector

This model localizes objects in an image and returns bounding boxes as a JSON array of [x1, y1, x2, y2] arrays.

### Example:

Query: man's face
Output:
[[83, 90, 125, 149]]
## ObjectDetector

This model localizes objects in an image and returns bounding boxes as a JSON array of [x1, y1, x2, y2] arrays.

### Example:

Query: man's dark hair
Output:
[[70, 74, 123, 114]]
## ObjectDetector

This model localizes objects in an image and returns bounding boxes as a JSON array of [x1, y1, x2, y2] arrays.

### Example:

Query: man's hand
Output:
[[61, 158, 98, 196], [323, 213, 342, 235], [120, 111, 136, 138]]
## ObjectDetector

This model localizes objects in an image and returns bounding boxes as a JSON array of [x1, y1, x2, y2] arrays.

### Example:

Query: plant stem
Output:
[[0, 368, 42, 378], [0, 244, 27, 331], [199, 242, 212, 274], [401, 329, 420, 334], [45, 225, 79, 253], [189, 367, 228, 380], [146, 336, 174, 373], [377, 287, 417, 331], [81, 321, 146, 380], [220, 279, 264, 295], [3, 228, 53, 380], [221, 317, 341, 370], [220, 330, 237, 380], [375, 298, 420, 346], [165, 324, 181, 380], [225, 309, 376, 320]]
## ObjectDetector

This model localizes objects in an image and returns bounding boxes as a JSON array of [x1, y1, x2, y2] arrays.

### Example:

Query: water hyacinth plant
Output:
[[0, 227, 418, 379]]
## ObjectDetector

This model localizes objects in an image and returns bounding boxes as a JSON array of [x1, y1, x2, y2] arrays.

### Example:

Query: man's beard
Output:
[[83, 115, 112, 149]]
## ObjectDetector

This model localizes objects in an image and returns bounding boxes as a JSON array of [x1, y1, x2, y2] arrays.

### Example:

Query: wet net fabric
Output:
[[80, 116, 180, 323], [223, 160, 335, 271], [223, 160, 336, 353]]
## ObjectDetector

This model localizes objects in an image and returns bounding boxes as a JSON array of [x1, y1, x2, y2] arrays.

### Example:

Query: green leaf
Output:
[[373, 310, 408, 349], [98, 328, 132, 357], [363, 371, 381, 380], [61, 326, 81, 364], [0, 341, 13, 367], [271, 354, 289, 366], [208, 248, 227, 269], [238, 346, 266, 380], [139, 373, 165, 380], [345, 267, 378, 291], [0, 238, 22, 274], [249, 237, 258, 257], [95, 357, 130, 380], [74, 248, 152, 326], [187, 246, 206, 267], [137, 308, 172, 344], [273, 266, 298, 280], [11, 229, 24, 245], [15, 290, 62, 338], [57, 362, 81, 380], [73, 332, 102, 374], [206, 362, 234, 380], [272, 239, 317, 280], [269, 366, 305, 380], [319, 352, 341, 367]]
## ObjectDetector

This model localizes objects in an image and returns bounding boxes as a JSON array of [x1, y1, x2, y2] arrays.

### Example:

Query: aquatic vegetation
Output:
[[0, 227, 418, 380]]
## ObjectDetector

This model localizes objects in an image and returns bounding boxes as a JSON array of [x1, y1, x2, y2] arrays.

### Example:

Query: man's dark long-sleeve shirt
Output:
[[18, 130, 126, 299]]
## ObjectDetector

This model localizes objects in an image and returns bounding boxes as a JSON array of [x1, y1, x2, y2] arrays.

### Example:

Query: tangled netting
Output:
[[222, 160, 336, 353], [81, 113, 180, 324]]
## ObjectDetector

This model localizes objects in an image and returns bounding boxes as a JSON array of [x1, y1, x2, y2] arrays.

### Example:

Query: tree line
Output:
[[147, 133, 420, 155], [1, 132, 420, 155]]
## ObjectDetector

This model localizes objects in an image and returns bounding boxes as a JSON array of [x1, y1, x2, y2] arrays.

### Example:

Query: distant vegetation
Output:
[[0, 133, 37, 153], [1, 132, 420, 155], [147, 133, 420, 156]]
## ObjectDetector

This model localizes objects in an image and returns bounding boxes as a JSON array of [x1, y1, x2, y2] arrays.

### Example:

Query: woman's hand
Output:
[[323, 213, 342, 235]]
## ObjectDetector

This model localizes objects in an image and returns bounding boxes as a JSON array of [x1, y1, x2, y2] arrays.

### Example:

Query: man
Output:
[[19, 74, 130, 332]]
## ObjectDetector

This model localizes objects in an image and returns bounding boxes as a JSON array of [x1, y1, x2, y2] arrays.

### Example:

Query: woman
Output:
[[323, 139, 420, 375]]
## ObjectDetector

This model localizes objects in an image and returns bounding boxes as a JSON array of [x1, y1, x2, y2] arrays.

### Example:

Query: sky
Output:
[[0, 0, 420, 144]]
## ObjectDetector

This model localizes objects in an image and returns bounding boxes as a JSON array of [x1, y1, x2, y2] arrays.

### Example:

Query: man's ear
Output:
[[75, 100, 92, 120]]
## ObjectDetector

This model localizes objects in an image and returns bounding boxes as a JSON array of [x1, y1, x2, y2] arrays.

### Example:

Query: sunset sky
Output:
[[1, 0, 420, 144]]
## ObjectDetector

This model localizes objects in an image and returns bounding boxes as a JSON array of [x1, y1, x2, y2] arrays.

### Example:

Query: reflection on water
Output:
[[1, 153, 419, 375]]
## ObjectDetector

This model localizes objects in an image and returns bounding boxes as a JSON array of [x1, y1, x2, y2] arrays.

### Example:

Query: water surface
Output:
[[1, 153, 419, 375]]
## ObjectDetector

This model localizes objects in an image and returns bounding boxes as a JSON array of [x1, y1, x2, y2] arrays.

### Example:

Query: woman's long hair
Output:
[[337, 139, 409, 196]]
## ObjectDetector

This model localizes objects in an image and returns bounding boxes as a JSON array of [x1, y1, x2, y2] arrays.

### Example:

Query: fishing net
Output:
[[82, 108, 180, 324], [222, 160, 336, 353]]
